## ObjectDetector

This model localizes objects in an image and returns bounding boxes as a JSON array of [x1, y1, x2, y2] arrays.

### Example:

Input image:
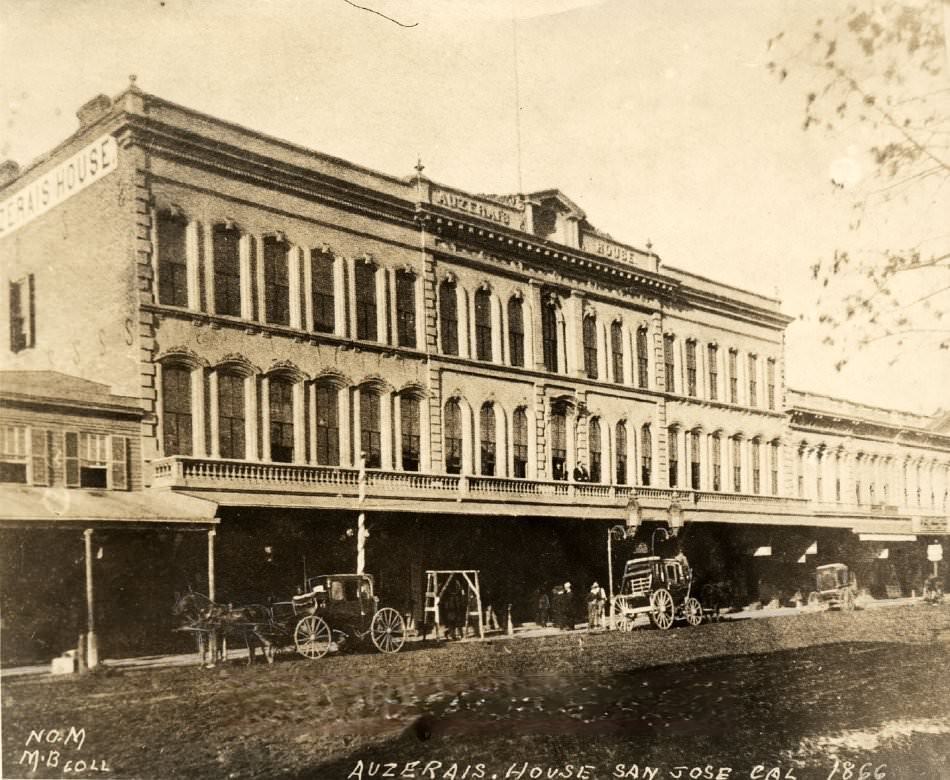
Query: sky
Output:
[[2, 0, 947, 415]]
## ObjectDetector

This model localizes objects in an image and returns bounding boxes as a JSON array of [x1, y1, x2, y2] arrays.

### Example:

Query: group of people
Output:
[[536, 581, 608, 631]]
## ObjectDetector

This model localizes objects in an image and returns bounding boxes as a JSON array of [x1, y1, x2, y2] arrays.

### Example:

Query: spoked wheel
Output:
[[649, 589, 675, 630], [683, 597, 703, 626], [370, 608, 406, 654], [807, 591, 821, 607], [616, 610, 636, 632], [294, 615, 332, 659], [839, 588, 855, 611]]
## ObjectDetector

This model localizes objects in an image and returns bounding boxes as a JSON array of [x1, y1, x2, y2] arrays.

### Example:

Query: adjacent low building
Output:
[[1, 81, 947, 663]]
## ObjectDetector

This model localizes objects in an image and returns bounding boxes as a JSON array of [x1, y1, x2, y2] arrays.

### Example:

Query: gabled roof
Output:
[[527, 189, 588, 220]]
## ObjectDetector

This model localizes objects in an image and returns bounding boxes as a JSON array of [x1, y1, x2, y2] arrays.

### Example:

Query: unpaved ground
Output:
[[2, 603, 948, 780]]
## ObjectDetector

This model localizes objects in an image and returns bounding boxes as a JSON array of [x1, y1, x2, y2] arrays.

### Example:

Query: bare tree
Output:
[[768, 1, 949, 369]]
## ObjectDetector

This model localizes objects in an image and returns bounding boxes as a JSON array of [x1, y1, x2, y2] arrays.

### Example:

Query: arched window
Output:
[[712, 434, 722, 492], [663, 334, 676, 392], [748, 354, 758, 407], [815, 446, 823, 500], [263, 236, 290, 326], [731, 436, 742, 492], [480, 403, 496, 476], [686, 340, 697, 397], [690, 429, 701, 490], [395, 270, 416, 348], [589, 418, 602, 483], [269, 377, 294, 463], [311, 249, 335, 333], [355, 262, 377, 340], [161, 365, 192, 455], [157, 211, 188, 307], [640, 425, 652, 486], [636, 327, 650, 388], [752, 438, 762, 495], [771, 441, 780, 496], [615, 421, 627, 484], [707, 344, 719, 400], [728, 349, 739, 404], [360, 388, 381, 468], [550, 409, 567, 481], [213, 224, 242, 316], [611, 322, 624, 383], [474, 289, 493, 361], [513, 408, 529, 479], [508, 297, 524, 367], [439, 279, 458, 355], [217, 371, 245, 459], [400, 395, 420, 471], [583, 315, 598, 379], [668, 426, 679, 487], [444, 400, 462, 475], [315, 383, 339, 466]]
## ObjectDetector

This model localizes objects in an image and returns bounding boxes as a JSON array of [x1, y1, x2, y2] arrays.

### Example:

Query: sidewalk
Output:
[[0, 595, 930, 680]]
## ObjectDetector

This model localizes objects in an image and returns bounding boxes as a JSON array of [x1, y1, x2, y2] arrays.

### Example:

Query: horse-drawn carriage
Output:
[[611, 555, 703, 631], [175, 572, 406, 664], [807, 563, 857, 611]]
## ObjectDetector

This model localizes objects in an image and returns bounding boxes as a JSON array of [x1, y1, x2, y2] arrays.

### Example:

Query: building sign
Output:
[[431, 188, 518, 227], [581, 234, 643, 265], [912, 516, 950, 534], [0, 133, 118, 238]]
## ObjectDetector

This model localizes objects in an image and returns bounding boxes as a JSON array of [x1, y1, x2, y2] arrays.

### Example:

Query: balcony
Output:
[[149, 456, 819, 521]]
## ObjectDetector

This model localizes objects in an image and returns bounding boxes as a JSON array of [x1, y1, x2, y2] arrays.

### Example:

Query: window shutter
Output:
[[9, 281, 19, 352], [27, 273, 36, 348], [64, 431, 80, 487], [110, 436, 129, 491], [30, 428, 49, 486]]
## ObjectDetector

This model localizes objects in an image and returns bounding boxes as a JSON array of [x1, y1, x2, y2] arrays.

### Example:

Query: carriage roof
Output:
[[816, 563, 849, 572]]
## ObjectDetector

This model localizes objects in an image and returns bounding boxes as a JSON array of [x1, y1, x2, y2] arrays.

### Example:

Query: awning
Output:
[[858, 533, 917, 542], [0, 486, 219, 529]]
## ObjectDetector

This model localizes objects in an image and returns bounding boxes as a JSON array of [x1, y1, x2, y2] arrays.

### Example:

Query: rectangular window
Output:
[[79, 432, 109, 489], [770, 443, 779, 496], [611, 323, 624, 383], [400, 397, 420, 472], [732, 437, 742, 492], [315, 384, 340, 466], [161, 366, 192, 456], [264, 238, 290, 326], [0, 424, 28, 483], [712, 436, 722, 492], [218, 373, 246, 460], [157, 212, 188, 307], [748, 354, 758, 407], [668, 428, 678, 488], [752, 440, 761, 494], [439, 282, 459, 356], [474, 291, 493, 361], [355, 264, 378, 340], [686, 340, 697, 397], [360, 391, 381, 468], [707, 344, 719, 400], [8, 274, 36, 353], [513, 410, 528, 479], [269, 379, 295, 463], [508, 299, 525, 368], [213, 225, 242, 316], [616, 424, 627, 484], [542, 303, 559, 372], [637, 328, 649, 388], [728, 349, 738, 404], [690, 430, 700, 490], [663, 334, 675, 393], [640, 427, 652, 486], [311, 250, 335, 334], [550, 412, 567, 481], [583, 317, 598, 379], [767, 358, 776, 410], [396, 271, 417, 348]]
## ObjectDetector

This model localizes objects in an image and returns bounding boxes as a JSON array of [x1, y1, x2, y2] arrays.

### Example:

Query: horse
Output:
[[173, 591, 278, 667]]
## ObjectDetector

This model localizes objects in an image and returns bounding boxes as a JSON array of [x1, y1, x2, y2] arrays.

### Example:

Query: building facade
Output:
[[1, 83, 948, 660]]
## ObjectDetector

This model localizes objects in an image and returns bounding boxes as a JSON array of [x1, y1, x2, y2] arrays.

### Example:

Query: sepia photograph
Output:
[[0, 1, 948, 778]]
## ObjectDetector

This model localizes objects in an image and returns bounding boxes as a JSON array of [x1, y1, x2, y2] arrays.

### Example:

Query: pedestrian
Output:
[[560, 581, 575, 630], [536, 588, 551, 627], [587, 581, 605, 630], [441, 580, 466, 640]]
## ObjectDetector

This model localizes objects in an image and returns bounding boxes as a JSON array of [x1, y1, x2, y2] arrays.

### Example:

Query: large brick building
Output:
[[1, 81, 947, 662]]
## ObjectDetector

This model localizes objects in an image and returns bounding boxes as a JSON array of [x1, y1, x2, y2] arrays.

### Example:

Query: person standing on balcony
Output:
[[573, 462, 590, 483]]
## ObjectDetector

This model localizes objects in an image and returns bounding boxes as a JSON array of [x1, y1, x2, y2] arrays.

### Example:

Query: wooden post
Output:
[[356, 512, 367, 574], [607, 528, 614, 629], [207, 527, 217, 602], [83, 529, 98, 669]]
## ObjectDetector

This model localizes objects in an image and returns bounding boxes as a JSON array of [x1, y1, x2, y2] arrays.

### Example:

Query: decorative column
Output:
[[339, 386, 352, 466], [460, 404, 473, 475], [191, 367, 207, 457], [458, 288, 471, 359], [528, 281, 544, 371], [375, 266, 389, 344], [303, 248, 314, 332], [207, 528, 217, 602], [393, 394, 403, 471], [566, 293, 585, 377], [334, 255, 347, 337], [621, 323, 633, 386], [491, 293, 504, 365], [289, 247, 303, 330], [472, 404, 483, 474], [186, 221, 200, 310], [352, 388, 362, 465], [84, 529, 98, 669], [388, 268, 399, 346], [346, 256, 358, 339], [244, 374, 259, 461], [308, 383, 318, 464], [527, 406, 538, 479], [208, 370, 220, 458], [597, 320, 609, 382], [254, 236, 266, 323], [292, 382, 306, 464], [499, 294, 509, 365], [380, 391, 393, 469], [419, 396, 431, 472], [239, 234, 253, 320]]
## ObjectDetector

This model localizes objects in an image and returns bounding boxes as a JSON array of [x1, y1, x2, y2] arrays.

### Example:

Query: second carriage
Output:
[[611, 555, 704, 631]]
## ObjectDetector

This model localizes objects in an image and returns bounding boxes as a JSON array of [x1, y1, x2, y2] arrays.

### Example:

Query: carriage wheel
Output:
[[294, 615, 332, 659], [807, 591, 820, 607], [839, 588, 855, 612], [370, 608, 406, 654], [615, 610, 636, 632], [684, 597, 703, 626], [649, 589, 674, 630]]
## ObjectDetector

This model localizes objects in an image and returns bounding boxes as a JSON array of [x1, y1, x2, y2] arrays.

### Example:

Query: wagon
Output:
[[282, 573, 407, 659], [807, 563, 856, 611], [611, 556, 703, 631]]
